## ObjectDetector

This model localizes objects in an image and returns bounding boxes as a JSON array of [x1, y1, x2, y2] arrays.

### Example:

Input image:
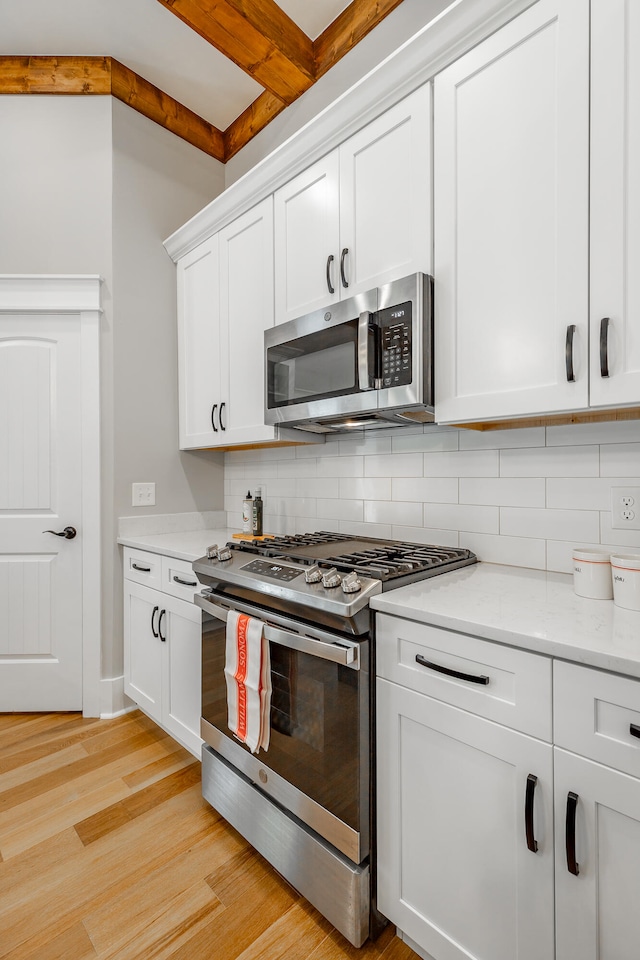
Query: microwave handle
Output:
[[358, 311, 374, 390]]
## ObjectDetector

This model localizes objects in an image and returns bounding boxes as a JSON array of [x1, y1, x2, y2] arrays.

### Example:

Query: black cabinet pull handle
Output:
[[566, 791, 580, 875], [132, 563, 151, 573], [219, 402, 226, 431], [630, 723, 640, 740], [565, 324, 576, 382], [525, 774, 538, 853], [415, 653, 490, 685], [173, 575, 197, 587], [340, 247, 349, 288], [600, 317, 610, 378], [211, 403, 218, 432], [326, 254, 335, 294], [158, 609, 166, 642], [151, 605, 159, 638]]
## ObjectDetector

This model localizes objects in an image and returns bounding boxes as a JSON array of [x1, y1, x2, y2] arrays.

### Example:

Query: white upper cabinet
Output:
[[274, 85, 432, 325], [434, 0, 590, 423], [177, 235, 221, 449], [176, 197, 277, 450], [589, 0, 640, 408]]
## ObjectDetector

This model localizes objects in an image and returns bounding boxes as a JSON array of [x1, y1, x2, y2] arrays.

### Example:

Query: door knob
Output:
[[43, 526, 77, 539]]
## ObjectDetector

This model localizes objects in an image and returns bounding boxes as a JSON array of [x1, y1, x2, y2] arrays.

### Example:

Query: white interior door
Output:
[[0, 314, 83, 710]]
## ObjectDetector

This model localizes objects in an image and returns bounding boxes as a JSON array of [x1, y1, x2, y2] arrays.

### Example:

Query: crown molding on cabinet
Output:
[[163, 0, 538, 262]]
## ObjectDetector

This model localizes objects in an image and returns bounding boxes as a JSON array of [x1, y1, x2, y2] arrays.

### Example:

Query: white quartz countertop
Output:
[[371, 562, 640, 679], [117, 528, 236, 563]]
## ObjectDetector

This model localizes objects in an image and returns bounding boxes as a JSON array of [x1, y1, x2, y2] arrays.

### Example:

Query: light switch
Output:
[[132, 482, 156, 507]]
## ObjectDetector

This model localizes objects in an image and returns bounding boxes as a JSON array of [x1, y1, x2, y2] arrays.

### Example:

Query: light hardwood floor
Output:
[[0, 711, 419, 960]]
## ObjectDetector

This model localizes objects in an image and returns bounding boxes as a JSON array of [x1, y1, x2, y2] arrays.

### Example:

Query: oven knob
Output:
[[206, 543, 218, 559], [341, 571, 362, 594], [321, 567, 341, 588], [305, 564, 322, 584], [216, 546, 232, 562]]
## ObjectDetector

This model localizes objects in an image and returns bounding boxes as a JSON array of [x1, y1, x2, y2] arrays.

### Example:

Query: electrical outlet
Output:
[[611, 487, 640, 530], [132, 482, 156, 507]]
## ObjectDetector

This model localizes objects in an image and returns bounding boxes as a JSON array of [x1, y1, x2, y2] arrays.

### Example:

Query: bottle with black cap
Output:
[[242, 491, 253, 533], [252, 487, 263, 537]]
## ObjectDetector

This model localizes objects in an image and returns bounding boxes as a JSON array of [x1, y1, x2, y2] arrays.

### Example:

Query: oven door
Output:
[[196, 591, 369, 864], [264, 289, 379, 426]]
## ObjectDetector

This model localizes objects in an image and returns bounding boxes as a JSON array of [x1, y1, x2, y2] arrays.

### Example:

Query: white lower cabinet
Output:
[[123, 548, 202, 758]]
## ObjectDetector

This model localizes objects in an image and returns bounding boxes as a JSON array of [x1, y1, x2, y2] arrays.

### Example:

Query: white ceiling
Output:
[[0, 0, 352, 130]]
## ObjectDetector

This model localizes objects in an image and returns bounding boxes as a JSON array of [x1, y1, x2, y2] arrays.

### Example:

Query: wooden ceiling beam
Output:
[[156, 0, 315, 103], [223, 90, 287, 161], [314, 0, 407, 80], [0, 56, 225, 162]]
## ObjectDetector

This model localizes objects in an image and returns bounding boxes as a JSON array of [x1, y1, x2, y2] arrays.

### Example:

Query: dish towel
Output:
[[225, 610, 271, 754]]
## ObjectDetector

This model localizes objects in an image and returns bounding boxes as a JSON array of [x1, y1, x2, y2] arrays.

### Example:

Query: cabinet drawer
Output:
[[554, 661, 640, 777], [123, 548, 162, 590], [376, 614, 552, 740], [161, 556, 202, 601]]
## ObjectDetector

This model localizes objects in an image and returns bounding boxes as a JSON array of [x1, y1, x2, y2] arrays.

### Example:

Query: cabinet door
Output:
[[123, 580, 163, 723], [274, 152, 340, 323], [339, 85, 431, 296], [555, 747, 640, 960], [434, 0, 589, 423], [162, 593, 202, 758], [377, 678, 554, 960], [218, 196, 277, 446], [176, 236, 222, 448], [590, 0, 640, 408]]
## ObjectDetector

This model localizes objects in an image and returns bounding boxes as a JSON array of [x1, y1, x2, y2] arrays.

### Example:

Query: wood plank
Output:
[[110, 58, 225, 160], [455, 406, 640, 431], [156, 0, 314, 103], [314, 0, 407, 80], [8, 921, 98, 960], [0, 56, 111, 94], [223, 90, 287, 160]]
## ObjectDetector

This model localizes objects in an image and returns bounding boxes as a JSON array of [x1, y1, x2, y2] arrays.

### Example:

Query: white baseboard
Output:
[[100, 675, 137, 719]]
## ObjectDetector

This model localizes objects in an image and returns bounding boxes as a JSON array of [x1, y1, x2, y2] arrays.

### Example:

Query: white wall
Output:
[[224, 0, 452, 185], [225, 421, 640, 574], [0, 94, 225, 681]]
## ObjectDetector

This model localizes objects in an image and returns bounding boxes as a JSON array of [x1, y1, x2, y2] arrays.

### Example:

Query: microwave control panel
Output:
[[379, 301, 412, 387]]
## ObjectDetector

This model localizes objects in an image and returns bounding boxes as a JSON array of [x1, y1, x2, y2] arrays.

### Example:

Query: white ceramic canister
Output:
[[572, 548, 613, 600], [610, 553, 640, 611]]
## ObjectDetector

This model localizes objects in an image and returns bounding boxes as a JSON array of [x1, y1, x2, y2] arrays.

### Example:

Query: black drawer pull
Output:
[[132, 563, 151, 572], [566, 791, 579, 875], [211, 403, 218, 432], [599, 317, 610, 378], [415, 654, 490, 685], [151, 605, 159, 638], [525, 774, 538, 853], [340, 247, 349, 288], [326, 254, 335, 294], [630, 723, 640, 740], [158, 609, 166, 642], [565, 324, 577, 382], [173, 575, 197, 587]]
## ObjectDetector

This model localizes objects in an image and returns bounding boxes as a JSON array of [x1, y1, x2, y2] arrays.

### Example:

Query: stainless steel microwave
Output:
[[264, 273, 434, 433]]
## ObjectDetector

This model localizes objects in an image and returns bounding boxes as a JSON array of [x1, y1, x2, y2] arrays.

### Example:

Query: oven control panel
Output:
[[241, 559, 302, 582], [379, 300, 412, 388]]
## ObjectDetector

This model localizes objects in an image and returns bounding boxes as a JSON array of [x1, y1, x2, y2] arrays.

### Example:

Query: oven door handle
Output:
[[357, 311, 374, 391], [195, 593, 359, 668]]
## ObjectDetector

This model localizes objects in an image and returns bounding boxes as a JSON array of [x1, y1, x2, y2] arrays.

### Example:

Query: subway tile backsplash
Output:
[[225, 421, 640, 574]]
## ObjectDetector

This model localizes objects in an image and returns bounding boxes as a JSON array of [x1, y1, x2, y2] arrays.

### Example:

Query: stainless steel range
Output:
[[193, 532, 476, 947]]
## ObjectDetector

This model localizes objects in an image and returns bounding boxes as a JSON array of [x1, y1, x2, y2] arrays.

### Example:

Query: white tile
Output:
[[225, 495, 244, 515], [364, 453, 423, 477], [268, 497, 317, 518], [338, 436, 392, 456], [546, 477, 638, 511], [423, 503, 499, 535], [339, 477, 392, 500], [600, 443, 640, 477], [364, 501, 423, 526], [295, 518, 326, 534], [338, 520, 393, 539], [296, 478, 340, 498], [223, 460, 245, 479], [500, 507, 600, 542], [392, 430, 459, 453], [296, 440, 329, 458], [600, 515, 640, 550], [265, 514, 299, 536], [317, 456, 364, 478], [226, 510, 242, 531], [317, 499, 363, 521], [244, 462, 279, 479], [277, 458, 318, 478], [461, 533, 546, 569], [458, 426, 545, 450], [459, 478, 545, 508], [392, 477, 458, 503], [392, 526, 460, 547], [547, 421, 640, 445], [546, 539, 603, 574], [500, 445, 599, 478], [260, 479, 296, 498], [423, 449, 499, 477]]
